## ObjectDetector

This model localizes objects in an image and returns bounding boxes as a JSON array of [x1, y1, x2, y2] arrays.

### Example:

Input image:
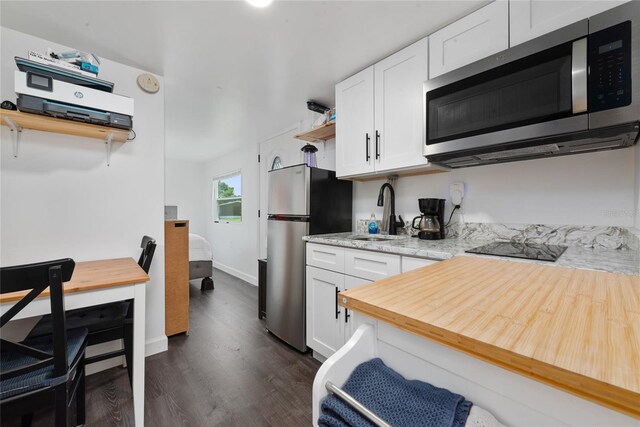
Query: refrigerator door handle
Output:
[[267, 214, 310, 222], [335, 288, 341, 319]]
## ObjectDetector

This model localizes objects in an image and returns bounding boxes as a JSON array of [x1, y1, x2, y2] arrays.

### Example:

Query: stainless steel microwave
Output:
[[424, 1, 640, 168]]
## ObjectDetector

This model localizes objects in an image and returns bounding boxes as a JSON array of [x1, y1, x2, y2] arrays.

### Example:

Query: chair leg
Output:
[[76, 365, 86, 426], [54, 386, 68, 427], [20, 413, 33, 427]]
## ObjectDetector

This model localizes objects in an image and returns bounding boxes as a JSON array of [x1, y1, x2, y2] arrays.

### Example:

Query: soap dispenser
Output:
[[368, 213, 378, 234]]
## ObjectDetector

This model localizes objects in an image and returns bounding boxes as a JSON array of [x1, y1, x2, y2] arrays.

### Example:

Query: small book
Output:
[[28, 50, 97, 78]]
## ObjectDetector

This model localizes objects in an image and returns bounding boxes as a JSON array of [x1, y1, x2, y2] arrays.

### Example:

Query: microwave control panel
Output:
[[589, 21, 632, 112]]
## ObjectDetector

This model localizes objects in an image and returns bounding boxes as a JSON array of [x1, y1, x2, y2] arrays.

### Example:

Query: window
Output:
[[213, 172, 242, 223], [271, 156, 283, 170]]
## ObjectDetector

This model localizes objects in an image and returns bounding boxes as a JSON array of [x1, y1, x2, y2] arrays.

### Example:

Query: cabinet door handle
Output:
[[375, 130, 380, 160], [343, 287, 351, 323], [335, 288, 341, 319], [365, 133, 371, 162]]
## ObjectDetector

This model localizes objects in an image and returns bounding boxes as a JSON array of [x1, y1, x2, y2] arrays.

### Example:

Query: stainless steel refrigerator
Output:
[[266, 164, 352, 351]]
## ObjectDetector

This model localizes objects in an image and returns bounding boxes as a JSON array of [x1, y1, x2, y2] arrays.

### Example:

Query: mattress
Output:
[[189, 233, 212, 261]]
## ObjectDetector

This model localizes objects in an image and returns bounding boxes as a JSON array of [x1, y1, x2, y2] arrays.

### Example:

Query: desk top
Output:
[[340, 256, 640, 419], [0, 257, 150, 303]]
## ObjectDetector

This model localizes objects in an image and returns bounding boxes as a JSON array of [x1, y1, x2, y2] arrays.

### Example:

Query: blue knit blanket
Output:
[[319, 358, 472, 427]]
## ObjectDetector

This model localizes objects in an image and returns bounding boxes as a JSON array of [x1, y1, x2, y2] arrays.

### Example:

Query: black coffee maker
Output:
[[411, 198, 446, 240]]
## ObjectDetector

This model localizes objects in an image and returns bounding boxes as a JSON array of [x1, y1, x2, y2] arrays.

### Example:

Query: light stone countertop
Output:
[[303, 232, 640, 276]]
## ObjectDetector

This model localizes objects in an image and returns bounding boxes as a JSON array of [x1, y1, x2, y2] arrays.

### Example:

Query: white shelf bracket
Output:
[[105, 133, 114, 166], [5, 116, 23, 158]]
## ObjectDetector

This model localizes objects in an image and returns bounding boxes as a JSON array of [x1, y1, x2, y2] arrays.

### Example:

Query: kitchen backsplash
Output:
[[355, 219, 639, 250]]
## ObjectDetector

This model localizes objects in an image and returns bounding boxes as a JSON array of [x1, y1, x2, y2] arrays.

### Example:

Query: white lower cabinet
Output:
[[307, 242, 345, 273], [344, 248, 401, 281], [343, 275, 373, 341], [401, 256, 438, 273], [306, 266, 344, 357], [306, 243, 440, 360], [306, 265, 373, 360]]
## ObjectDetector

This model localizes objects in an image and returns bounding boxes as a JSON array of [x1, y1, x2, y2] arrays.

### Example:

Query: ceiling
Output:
[[1, 1, 487, 161]]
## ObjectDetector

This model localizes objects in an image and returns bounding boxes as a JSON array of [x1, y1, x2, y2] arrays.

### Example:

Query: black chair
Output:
[[27, 236, 156, 386], [0, 259, 87, 427]]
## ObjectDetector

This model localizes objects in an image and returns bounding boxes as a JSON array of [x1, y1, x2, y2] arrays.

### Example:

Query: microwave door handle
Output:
[[571, 37, 588, 114]]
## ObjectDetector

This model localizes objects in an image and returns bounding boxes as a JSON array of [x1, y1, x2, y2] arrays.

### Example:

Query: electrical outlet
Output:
[[450, 182, 465, 206]]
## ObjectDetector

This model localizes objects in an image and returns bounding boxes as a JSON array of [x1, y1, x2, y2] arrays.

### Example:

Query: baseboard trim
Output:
[[146, 335, 168, 356], [85, 341, 124, 375], [213, 261, 257, 286], [85, 336, 167, 376]]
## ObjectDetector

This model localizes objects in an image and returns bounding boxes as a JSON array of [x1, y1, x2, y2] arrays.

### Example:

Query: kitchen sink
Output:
[[349, 236, 396, 242], [351, 237, 393, 242]]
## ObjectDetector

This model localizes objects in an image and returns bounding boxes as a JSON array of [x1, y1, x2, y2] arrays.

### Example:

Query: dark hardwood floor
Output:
[[12, 269, 320, 427]]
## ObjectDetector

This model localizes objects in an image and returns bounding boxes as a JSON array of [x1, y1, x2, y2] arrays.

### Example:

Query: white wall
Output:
[[354, 148, 638, 229], [0, 28, 167, 356], [204, 145, 259, 285], [165, 158, 206, 236]]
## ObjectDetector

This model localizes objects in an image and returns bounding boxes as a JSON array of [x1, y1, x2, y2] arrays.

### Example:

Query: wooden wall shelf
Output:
[[0, 110, 130, 165], [1, 110, 129, 142], [294, 121, 335, 143]]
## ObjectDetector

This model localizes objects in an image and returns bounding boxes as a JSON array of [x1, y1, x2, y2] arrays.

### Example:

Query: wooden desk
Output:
[[0, 258, 149, 426]]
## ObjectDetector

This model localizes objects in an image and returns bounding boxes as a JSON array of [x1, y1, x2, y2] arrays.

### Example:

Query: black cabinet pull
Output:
[[335, 288, 341, 319], [365, 133, 371, 162], [375, 130, 380, 160], [345, 308, 350, 323]]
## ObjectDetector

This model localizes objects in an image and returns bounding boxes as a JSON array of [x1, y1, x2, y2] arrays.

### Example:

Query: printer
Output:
[[14, 70, 134, 130]]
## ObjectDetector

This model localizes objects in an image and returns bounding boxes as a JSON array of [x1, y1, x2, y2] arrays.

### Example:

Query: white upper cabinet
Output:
[[336, 39, 432, 178], [335, 66, 375, 177], [429, 0, 509, 79], [510, 0, 629, 47], [375, 37, 429, 172]]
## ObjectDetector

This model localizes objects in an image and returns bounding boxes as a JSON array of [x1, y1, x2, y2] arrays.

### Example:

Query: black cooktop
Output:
[[465, 241, 568, 262]]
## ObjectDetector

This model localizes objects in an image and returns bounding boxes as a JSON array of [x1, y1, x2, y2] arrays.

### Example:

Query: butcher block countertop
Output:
[[339, 256, 640, 419]]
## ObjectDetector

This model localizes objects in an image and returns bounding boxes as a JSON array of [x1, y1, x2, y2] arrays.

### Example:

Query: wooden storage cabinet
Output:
[[509, 0, 628, 47], [429, 0, 509, 78], [165, 220, 189, 336]]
